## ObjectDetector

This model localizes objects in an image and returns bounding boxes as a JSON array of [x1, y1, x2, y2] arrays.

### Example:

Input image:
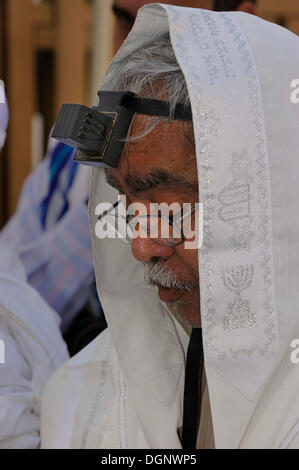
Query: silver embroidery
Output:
[[218, 150, 254, 252], [168, 8, 277, 364], [219, 13, 277, 355], [221, 265, 257, 329]]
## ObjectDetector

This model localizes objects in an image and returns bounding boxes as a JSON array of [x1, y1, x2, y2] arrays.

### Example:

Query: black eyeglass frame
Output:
[[97, 200, 198, 247]]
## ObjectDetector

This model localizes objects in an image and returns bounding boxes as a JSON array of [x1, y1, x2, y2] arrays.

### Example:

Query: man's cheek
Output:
[[177, 247, 199, 280]]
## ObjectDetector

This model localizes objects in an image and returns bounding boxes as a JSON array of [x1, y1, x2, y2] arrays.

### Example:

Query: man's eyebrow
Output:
[[105, 168, 198, 195], [112, 4, 136, 26], [125, 169, 198, 194], [105, 170, 125, 193]]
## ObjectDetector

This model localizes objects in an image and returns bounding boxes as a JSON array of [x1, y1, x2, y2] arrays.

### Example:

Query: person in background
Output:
[[0, 0, 257, 356], [0, 80, 69, 449]]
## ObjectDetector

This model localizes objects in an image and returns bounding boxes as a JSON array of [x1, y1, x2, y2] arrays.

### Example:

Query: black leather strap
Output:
[[182, 328, 204, 449], [122, 95, 193, 122]]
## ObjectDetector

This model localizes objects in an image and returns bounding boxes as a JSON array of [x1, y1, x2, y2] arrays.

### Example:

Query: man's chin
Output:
[[168, 298, 201, 328], [156, 284, 185, 303], [151, 282, 201, 328]]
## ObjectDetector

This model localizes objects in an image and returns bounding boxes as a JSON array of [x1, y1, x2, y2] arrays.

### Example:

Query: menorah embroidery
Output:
[[221, 264, 257, 330]]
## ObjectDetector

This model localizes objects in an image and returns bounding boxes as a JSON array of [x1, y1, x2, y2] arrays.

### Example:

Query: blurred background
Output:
[[0, 0, 298, 224]]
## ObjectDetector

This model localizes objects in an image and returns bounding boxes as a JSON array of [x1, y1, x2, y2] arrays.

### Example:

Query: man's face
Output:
[[113, 0, 213, 52], [105, 116, 201, 328]]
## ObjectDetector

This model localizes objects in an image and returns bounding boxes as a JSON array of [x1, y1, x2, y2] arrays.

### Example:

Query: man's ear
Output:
[[236, 1, 257, 15]]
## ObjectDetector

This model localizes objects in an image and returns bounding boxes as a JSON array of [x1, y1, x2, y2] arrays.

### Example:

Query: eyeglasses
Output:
[[96, 200, 199, 247]]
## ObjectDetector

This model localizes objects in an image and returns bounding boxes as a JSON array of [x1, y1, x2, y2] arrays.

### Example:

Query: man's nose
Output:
[[131, 236, 174, 263]]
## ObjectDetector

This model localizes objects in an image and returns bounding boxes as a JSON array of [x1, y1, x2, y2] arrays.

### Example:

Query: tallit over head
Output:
[[41, 5, 299, 449]]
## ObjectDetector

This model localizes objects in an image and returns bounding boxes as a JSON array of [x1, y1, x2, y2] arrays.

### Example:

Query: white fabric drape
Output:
[[41, 5, 299, 449], [0, 245, 69, 448]]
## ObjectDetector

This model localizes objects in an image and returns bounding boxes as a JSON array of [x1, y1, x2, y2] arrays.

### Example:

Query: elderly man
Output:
[[1, 0, 257, 345], [0, 0, 260, 451], [41, 5, 299, 449]]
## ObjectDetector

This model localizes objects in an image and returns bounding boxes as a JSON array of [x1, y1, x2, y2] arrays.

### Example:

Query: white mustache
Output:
[[144, 260, 195, 291]]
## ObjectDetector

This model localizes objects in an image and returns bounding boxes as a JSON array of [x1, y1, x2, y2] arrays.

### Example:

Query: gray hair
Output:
[[101, 35, 193, 141]]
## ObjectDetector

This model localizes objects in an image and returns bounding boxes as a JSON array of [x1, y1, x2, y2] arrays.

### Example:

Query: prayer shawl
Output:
[[41, 5, 299, 449], [0, 244, 68, 448]]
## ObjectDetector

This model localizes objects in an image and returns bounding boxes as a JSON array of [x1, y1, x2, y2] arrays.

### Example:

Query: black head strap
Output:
[[121, 94, 192, 122], [51, 91, 193, 168]]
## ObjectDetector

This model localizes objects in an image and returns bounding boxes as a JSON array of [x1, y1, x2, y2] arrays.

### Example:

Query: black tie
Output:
[[181, 328, 204, 449]]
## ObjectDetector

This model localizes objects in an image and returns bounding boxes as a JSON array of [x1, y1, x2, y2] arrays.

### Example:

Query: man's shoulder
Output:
[[41, 326, 111, 398], [41, 328, 112, 398], [40, 328, 113, 448]]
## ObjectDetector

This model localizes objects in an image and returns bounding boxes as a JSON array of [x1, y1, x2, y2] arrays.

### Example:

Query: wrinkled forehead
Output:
[[126, 114, 194, 161], [107, 114, 198, 196]]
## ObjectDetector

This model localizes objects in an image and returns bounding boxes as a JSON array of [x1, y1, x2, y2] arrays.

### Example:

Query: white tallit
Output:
[[0, 244, 69, 448], [41, 5, 299, 449], [0, 83, 69, 449]]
